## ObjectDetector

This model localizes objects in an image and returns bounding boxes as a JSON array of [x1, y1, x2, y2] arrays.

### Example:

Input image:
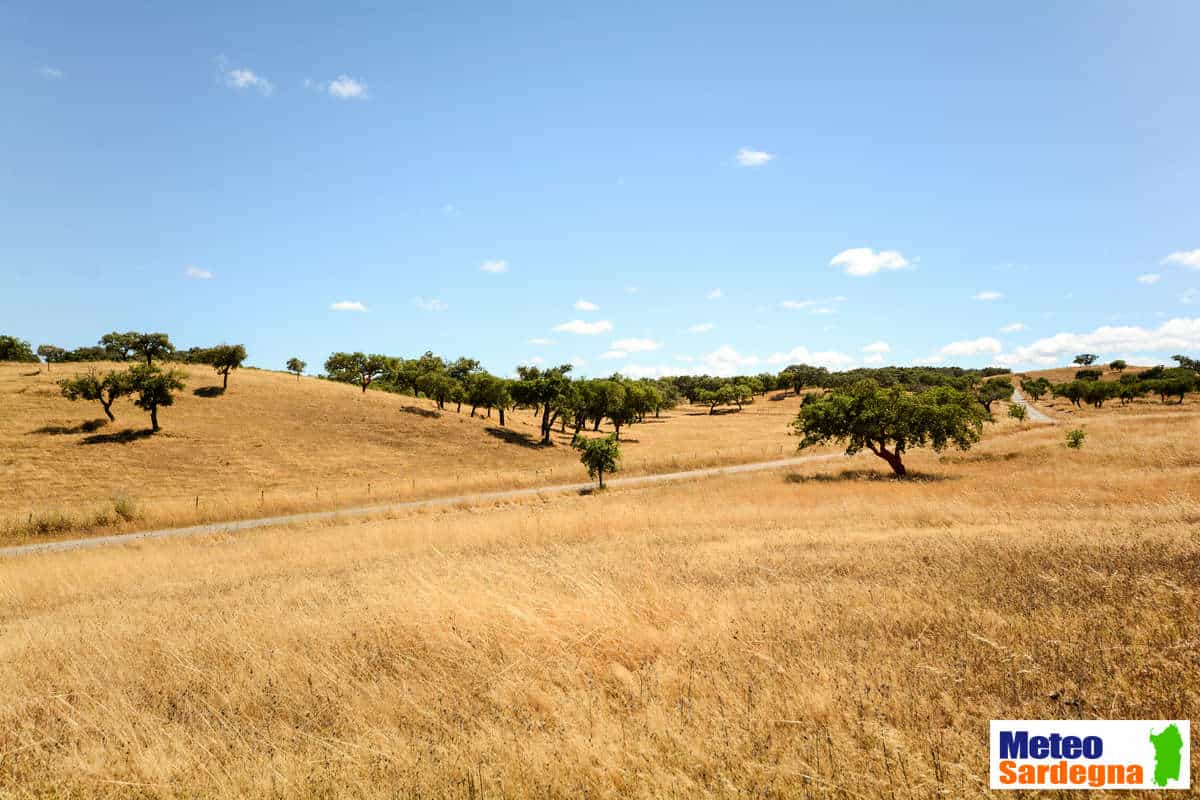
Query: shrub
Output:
[[1065, 429, 1087, 449], [1008, 403, 1027, 422]]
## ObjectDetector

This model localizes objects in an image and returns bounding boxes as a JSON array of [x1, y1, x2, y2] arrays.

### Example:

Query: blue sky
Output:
[[3, 1, 1199, 377]]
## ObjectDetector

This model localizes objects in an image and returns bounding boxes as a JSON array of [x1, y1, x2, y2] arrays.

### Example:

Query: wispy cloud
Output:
[[480, 259, 508, 274], [706, 288, 723, 300], [972, 291, 1004, 301], [1136, 273, 1162, 285], [225, 67, 273, 94], [552, 319, 613, 335], [330, 300, 367, 312], [830, 248, 910, 277], [38, 66, 64, 79], [765, 345, 854, 369], [184, 265, 213, 280], [862, 341, 890, 354], [999, 322, 1026, 333], [735, 147, 775, 167], [529, 337, 554, 346], [937, 336, 1003, 357], [414, 297, 447, 312], [611, 338, 661, 353], [573, 299, 599, 311], [1163, 249, 1200, 269], [687, 322, 714, 333], [305, 75, 369, 100]]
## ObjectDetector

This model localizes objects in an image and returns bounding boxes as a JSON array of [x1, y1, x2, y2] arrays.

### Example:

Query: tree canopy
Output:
[[792, 381, 987, 477]]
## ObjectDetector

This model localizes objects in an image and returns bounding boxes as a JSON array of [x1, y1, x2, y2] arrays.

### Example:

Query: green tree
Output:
[[100, 331, 139, 361], [1008, 403, 1027, 423], [58, 369, 132, 421], [324, 352, 391, 393], [792, 381, 987, 477], [1019, 377, 1051, 401], [1074, 368, 1103, 381], [209, 344, 247, 390], [510, 364, 573, 444], [778, 363, 829, 395], [0, 335, 39, 363], [977, 376, 1012, 414], [1073, 353, 1098, 366], [1109, 359, 1127, 372], [1171, 355, 1199, 375], [36, 344, 65, 369], [286, 357, 306, 380], [128, 364, 186, 431], [131, 332, 175, 365], [573, 434, 620, 489]]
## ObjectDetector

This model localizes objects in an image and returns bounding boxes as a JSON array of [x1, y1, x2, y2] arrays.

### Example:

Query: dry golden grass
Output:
[[1015, 366, 1199, 423], [0, 363, 805, 544], [1, 403, 1196, 798]]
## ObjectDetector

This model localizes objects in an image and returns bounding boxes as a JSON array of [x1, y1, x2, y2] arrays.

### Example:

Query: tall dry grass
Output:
[[1, 407, 1196, 797]]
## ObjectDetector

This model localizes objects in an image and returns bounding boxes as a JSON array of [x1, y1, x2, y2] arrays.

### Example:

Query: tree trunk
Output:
[[592, 418, 600, 432], [222, 370, 229, 390], [498, 407, 505, 425], [150, 405, 160, 432], [868, 444, 905, 477], [456, 400, 462, 413], [101, 400, 115, 422], [470, 404, 477, 417], [361, 382, 368, 393], [598, 468, 604, 489]]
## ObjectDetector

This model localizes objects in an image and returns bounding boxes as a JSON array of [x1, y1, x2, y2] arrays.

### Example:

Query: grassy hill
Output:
[[1, 362, 807, 543], [1, 379, 1196, 797]]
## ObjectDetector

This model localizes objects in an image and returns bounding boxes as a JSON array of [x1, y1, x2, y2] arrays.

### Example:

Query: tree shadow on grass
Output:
[[193, 386, 226, 398], [768, 392, 793, 401], [400, 405, 441, 419], [31, 419, 108, 435], [785, 468, 956, 484], [485, 427, 543, 449], [80, 428, 156, 445]]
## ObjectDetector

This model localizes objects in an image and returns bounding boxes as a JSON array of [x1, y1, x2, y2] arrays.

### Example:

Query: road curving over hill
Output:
[[1, 453, 846, 559], [1010, 387, 1055, 423]]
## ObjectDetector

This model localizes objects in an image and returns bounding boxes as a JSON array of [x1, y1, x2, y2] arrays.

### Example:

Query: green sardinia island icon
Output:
[[1148, 724, 1184, 788]]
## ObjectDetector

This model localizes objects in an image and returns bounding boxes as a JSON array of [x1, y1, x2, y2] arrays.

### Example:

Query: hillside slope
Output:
[[0, 362, 807, 541]]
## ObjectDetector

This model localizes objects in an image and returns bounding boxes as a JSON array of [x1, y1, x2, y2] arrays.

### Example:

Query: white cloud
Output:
[[994, 318, 1200, 367], [611, 338, 661, 353], [810, 307, 838, 315], [972, 291, 1004, 301], [863, 353, 886, 365], [618, 364, 678, 379], [780, 300, 815, 310], [601, 350, 627, 359], [39, 67, 64, 79], [569, 355, 587, 367], [1163, 250, 1200, 269], [706, 288, 723, 300], [830, 248, 910, 277], [765, 345, 854, 369], [687, 322, 714, 333], [862, 341, 890, 354], [999, 322, 1026, 334], [226, 67, 273, 94], [184, 265, 213, 280], [937, 336, 1002, 357], [735, 147, 775, 167], [529, 337, 554, 345], [330, 300, 367, 312], [573, 299, 599, 311], [520, 356, 545, 366], [414, 297, 447, 312], [552, 319, 613, 335], [328, 75, 368, 99], [480, 260, 508, 274], [1136, 273, 1162, 285], [674, 354, 696, 362]]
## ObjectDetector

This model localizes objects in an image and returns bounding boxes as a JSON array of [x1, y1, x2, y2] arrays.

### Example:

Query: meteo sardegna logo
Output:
[[990, 720, 1190, 790]]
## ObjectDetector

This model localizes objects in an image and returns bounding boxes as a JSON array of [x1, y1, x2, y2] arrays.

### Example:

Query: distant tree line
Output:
[[1042, 358, 1198, 408]]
